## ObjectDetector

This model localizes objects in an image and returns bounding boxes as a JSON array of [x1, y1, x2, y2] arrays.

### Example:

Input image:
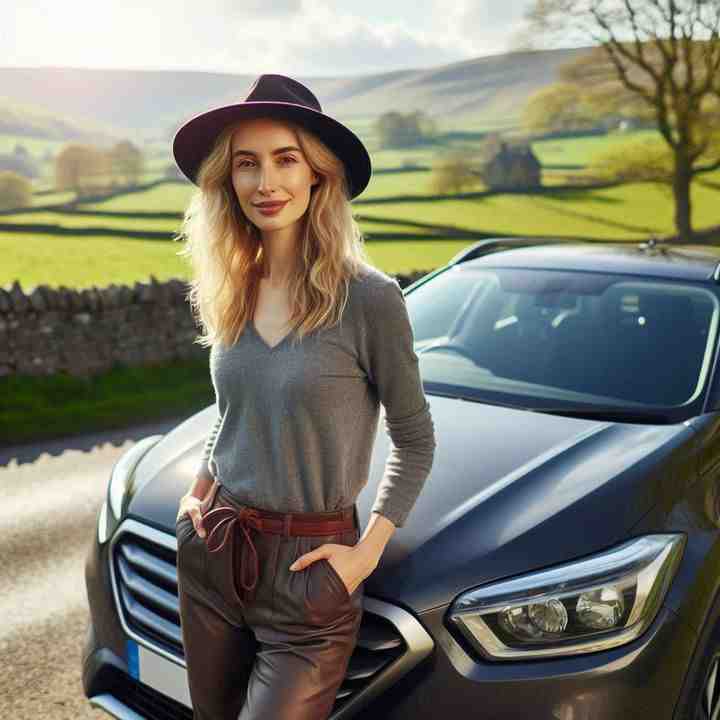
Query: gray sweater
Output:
[[197, 265, 436, 528]]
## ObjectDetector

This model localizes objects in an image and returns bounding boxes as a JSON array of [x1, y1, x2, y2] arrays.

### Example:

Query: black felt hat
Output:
[[172, 73, 372, 199]]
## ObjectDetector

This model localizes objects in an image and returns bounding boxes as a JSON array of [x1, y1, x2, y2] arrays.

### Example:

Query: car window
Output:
[[411, 272, 485, 347], [405, 265, 720, 415]]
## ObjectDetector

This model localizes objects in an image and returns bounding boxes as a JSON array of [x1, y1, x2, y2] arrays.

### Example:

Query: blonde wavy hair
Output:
[[174, 115, 373, 350]]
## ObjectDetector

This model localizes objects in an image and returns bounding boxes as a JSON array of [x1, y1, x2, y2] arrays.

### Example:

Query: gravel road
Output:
[[0, 416, 187, 719]]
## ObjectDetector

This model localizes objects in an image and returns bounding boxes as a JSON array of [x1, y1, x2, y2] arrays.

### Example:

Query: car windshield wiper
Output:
[[428, 390, 533, 412], [427, 390, 674, 423], [526, 405, 673, 423]]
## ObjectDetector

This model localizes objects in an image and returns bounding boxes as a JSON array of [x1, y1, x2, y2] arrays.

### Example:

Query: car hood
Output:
[[128, 396, 698, 613]]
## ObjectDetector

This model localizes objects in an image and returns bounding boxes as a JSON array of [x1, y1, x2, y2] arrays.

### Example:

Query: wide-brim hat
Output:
[[172, 73, 372, 199]]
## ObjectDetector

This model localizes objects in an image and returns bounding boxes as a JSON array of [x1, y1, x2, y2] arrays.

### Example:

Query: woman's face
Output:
[[229, 117, 319, 235]]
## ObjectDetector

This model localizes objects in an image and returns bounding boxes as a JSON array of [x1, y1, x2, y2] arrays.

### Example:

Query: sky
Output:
[[4, 0, 536, 76]]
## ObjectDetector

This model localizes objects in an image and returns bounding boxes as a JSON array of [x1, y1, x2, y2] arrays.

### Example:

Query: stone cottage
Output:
[[481, 141, 542, 190]]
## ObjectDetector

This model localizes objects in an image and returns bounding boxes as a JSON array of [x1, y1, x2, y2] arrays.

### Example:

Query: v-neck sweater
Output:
[[196, 265, 436, 529]]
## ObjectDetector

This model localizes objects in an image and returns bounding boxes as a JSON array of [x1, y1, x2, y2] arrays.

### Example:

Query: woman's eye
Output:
[[235, 156, 297, 169]]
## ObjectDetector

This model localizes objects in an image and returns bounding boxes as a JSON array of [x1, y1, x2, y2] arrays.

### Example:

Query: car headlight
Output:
[[447, 533, 685, 660], [98, 434, 163, 544]]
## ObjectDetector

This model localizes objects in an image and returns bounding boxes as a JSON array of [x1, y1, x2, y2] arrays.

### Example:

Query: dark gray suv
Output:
[[83, 239, 720, 719]]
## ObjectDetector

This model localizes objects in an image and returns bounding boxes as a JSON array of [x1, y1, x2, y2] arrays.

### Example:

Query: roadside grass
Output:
[[1, 355, 215, 447]]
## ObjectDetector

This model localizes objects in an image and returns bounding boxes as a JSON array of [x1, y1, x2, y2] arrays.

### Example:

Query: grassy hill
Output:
[[0, 47, 591, 145], [0, 93, 126, 145]]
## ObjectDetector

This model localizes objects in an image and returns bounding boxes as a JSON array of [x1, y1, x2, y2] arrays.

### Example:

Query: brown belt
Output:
[[198, 481, 356, 606]]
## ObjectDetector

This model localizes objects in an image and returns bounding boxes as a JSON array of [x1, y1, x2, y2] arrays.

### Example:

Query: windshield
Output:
[[405, 265, 719, 420]]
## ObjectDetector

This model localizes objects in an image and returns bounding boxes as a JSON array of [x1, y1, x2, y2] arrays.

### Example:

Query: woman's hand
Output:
[[289, 512, 395, 594], [177, 494, 207, 539], [289, 543, 377, 596]]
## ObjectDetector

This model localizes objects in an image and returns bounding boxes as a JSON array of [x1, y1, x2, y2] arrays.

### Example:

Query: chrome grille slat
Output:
[[118, 580, 183, 648], [119, 541, 178, 588], [117, 554, 180, 617]]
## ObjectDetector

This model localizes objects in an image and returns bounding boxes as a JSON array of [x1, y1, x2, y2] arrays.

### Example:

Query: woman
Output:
[[171, 74, 436, 720]]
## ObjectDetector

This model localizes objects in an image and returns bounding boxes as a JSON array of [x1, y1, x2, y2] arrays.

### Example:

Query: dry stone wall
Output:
[[0, 269, 430, 378], [0, 276, 202, 378]]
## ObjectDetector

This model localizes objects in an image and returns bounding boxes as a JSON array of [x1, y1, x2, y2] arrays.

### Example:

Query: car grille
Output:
[[112, 528, 185, 657], [110, 520, 434, 717]]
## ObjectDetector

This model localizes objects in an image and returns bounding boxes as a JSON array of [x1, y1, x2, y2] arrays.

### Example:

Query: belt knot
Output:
[[201, 504, 263, 605]]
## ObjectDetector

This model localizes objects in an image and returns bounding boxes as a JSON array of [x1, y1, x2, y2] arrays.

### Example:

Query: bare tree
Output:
[[522, 82, 599, 134], [110, 140, 144, 186], [0, 170, 32, 211], [55, 144, 108, 196], [430, 150, 482, 194], [522, 0, 720, 243]]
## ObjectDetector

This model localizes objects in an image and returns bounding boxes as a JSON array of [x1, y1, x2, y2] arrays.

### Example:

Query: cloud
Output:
[[4, 0, 534, 75], [427, 0, 532, 56], [213, 0, 304, 20], [208, 0, 464, 75], [198, 0, 531, 75]]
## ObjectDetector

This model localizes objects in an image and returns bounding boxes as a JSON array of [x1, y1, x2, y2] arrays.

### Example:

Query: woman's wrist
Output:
[[355, 511, 396, 566], [186, 473, 214, 501]]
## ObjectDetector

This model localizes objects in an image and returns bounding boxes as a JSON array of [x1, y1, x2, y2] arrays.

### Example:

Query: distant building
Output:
[[481, 141, 541, 190]]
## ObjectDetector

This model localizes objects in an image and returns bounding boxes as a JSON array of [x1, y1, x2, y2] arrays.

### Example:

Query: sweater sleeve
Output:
[[197, 411, 222, 481], [361, 277, 436, 528]]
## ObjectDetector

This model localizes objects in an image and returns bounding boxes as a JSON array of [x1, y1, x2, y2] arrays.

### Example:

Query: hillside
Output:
[[0, 47, 591, 143]]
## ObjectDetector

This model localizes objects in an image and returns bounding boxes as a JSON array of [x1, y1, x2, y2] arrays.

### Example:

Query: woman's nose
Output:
[[257, 163, 278, 192]]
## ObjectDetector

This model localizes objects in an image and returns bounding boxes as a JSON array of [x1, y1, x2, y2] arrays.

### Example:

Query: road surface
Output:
[[0, 416, 186, 719]]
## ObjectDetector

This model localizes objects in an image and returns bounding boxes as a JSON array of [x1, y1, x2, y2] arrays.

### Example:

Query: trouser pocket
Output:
[[175, 513, 197, 548], [300, 527, 363, 625], [175, 484, 222, 589]]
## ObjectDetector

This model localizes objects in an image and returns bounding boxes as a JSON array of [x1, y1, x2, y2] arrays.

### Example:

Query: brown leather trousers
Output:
[[175, 479, 365, 720]]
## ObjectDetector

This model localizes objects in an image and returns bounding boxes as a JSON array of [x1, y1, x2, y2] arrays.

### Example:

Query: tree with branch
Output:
[[521, 0, 720, 243]]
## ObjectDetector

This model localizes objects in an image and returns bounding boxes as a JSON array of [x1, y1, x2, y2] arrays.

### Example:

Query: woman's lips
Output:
[[255, 201, 288, 216]]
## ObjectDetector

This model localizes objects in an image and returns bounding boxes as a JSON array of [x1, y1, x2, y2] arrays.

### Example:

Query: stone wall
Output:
[[0, 269, 431, 378]]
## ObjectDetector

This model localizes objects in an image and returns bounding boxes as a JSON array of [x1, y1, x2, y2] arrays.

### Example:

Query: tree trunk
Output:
[[673, 150, 694, 244]]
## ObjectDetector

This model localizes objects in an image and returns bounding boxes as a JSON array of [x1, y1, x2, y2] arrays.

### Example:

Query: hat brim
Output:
[[172, 101, 372, 199]]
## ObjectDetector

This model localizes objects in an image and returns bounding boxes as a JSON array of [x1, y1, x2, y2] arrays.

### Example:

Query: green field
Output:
[[0, 211, 183, 232], [80, 183, 193, 212], [531, 129, 660, 166], [0, 229, 472, 289], [358, 175, 720, 241], [2, 129, 719, 290]]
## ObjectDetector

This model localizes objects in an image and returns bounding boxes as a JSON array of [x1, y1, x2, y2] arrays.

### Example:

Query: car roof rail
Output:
[[447, 237, 574, 266]]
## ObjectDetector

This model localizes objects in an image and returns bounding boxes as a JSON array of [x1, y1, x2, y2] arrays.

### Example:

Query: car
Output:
[[83, 237, 720, 720]]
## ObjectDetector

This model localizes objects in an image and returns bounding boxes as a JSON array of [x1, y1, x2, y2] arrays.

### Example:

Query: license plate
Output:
[[126, 639, 192, 708]]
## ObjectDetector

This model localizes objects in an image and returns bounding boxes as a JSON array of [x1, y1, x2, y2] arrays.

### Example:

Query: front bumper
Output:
[[83, 519, 697, 720]]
